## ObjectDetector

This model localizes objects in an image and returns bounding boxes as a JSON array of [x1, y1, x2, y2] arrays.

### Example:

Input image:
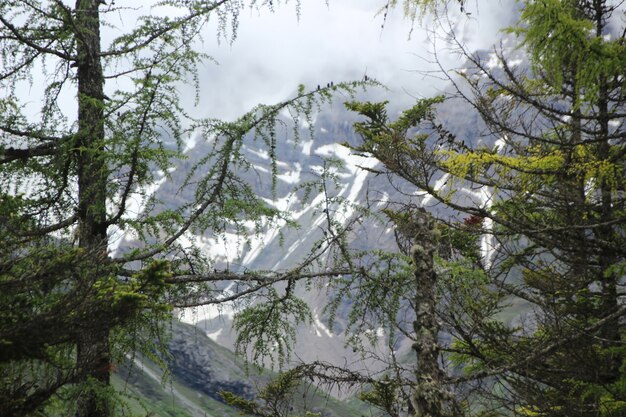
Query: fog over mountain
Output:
[[183, 0, 519, 121]]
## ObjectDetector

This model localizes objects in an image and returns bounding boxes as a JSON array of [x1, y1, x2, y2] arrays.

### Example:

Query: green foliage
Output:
[[0, 0, 376, 414], [221, 369, 323, 417], [345, 2, 626, 416], [508, 0, 626, 102], [437, 220, 483, 263], [234, 288, 312, 369], [346, 96, 443, 145], [324, 249, 413, 351], [357, 374, 401, 416]]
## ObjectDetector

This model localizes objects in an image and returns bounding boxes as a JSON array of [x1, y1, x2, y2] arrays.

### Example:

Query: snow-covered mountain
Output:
[[116, 41, 525, 412], [167, 79, 496, 368], [175, 104, 400, 365]]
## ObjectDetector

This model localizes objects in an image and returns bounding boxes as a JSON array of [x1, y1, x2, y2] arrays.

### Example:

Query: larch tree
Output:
[[0, 1, 368, 416], [342, 0, 626, 416], [208, 1, 626, 416]]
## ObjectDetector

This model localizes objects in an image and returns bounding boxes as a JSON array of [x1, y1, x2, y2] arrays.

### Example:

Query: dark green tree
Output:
[[0, 1, 368, 415], [342, 0, 626, 416]]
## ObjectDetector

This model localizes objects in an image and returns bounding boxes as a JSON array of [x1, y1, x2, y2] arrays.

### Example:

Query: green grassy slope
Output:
[[112, 320, 366, 417]]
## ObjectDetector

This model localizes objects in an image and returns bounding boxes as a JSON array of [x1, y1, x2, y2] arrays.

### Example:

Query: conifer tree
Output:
[[0, 1, 366, 415], [345, 0, 626, 415]]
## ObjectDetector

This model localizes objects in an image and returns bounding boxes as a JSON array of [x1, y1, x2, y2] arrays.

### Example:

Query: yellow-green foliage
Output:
[[439, 141, 624, 198]]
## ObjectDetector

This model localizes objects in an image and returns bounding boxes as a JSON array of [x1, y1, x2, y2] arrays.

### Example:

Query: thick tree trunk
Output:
[[74, 1, 111, 416], [76, 328, 112, 417], [595, 69, 621, 386]]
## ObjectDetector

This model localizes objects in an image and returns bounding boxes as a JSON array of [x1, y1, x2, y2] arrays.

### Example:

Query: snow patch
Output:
[[241, 227, 282, 266], [377, 192, 390, 207], [313, 313, 333, 338], [277, 162, 302, 184], [301, 139, 314, 155], [493, 137, 507, 152], [247, 147, 270, 160], [183, 231, 244, 261], [262, 194, 294, 213], [253, 164, 270, 174], [206, 328, 223, 341], [480, 217, 496, 269], [108, 170, 170, 255], [486, 52, 502, 69], [183, 134, 198, 153], [314, 143, 378, 175], [365, 327, 385, 338], [420, 173, 449, 207]]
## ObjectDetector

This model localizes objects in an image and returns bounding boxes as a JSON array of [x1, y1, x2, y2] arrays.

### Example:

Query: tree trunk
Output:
[[74, 1, 111, 416], [408, 210, 453, 417]]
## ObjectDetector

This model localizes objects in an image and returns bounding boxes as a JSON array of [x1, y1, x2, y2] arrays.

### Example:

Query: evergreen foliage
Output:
[[340, 0, 626, 416], [0, 1, 372, 415]]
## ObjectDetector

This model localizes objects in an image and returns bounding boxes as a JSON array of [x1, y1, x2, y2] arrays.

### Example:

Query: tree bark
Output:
[[74, 1, 111, 416], [407, 210, 454, 417]]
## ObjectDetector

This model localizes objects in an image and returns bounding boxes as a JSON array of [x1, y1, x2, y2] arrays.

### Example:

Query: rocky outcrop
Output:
[[167, 320, 257, 402]]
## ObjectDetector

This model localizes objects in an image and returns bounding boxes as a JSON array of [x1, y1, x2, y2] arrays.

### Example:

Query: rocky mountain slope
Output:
[[174, 83, 494, 363], [116, 44, 524, 415]]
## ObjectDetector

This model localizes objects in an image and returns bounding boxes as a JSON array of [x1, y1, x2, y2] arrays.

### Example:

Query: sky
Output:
[[72, 0, 622, 125], [133, 0, 517, 121], [15, 1, 516, 127]]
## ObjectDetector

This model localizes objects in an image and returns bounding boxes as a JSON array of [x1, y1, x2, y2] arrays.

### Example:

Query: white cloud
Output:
[[178, 0, 518, 121], [14, 1, 517, 131]]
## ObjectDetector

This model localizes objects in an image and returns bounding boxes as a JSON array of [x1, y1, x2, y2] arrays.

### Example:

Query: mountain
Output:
[[115, 41, 526, 414], [172, 103, 410, 367], [114, 320, 366, 417], [173, 85, 494, 362]]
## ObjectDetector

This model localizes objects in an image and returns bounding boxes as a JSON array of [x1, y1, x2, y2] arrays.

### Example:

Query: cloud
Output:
[[182, 0, 518, 120], [13, 1, 517, 125]]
